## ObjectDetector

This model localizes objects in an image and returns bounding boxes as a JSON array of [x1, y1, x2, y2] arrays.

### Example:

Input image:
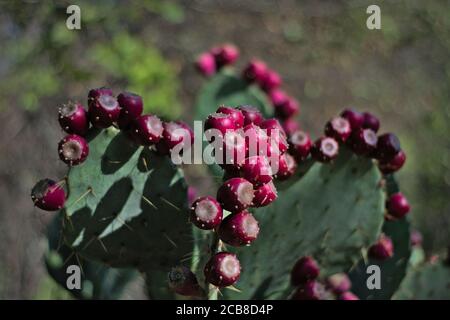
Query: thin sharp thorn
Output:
[[99, 215, 115, 222], [106, 159, 122, 164], [67, 188, 93, 208], [142, 195, 158, 210], [65, 213, 74, 231], [163, 233, 178, 248], [81, 236, 96, 251], [74, 253, 84, 276], [226, 285, 242, 293], [116, 216, 134, 232], [62, 251, 75, 266], [142, 156, 149, 171], [160, 196, 181, 211], [97, 237, 108, 253]]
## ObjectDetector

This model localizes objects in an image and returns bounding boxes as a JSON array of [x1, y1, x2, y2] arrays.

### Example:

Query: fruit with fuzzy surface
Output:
[[204, 252, 241, 287], [311, 137, 339, 163], [275, 153, 297, 181], [348, 128, 378, 156], [326, 273, 351, 294], [58, 134, 89, 166], [168, 266, 204, 297], [241, 156, 273, 186], [375, 133, 401, 162], [196, 52, 216, 77], [31, 179, 65, 211], [325, 117, 351, 143], [217, 178, 254, 213], [216, 106, 244, 129], [218, 211, 260, 246], [238, 105, 263, 126], [362, 112, 380, 132], [242, 59, 267, 84], [386, 192, 410, 219], [368, 234, 394, 260], [130, 114, 164, 145], [58, 102, 89, 136], [378, 150, 406, 174], [341, 109, 364, 130], [88, 94, 121, 128], [291, 256, 320, 286], [117, 92, 143, 129], [289, 130, 311, 162], [190, 196, 223, 230], [252, 181, 278, 207]]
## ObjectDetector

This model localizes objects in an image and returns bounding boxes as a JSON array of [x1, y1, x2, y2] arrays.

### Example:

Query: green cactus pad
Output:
[[60, 128, 192, 298], [393, 262, 450, 299], [223, 148, 385, 299]]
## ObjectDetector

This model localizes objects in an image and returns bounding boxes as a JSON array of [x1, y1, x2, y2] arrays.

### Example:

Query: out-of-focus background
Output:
[[0, 0, 448, 299]]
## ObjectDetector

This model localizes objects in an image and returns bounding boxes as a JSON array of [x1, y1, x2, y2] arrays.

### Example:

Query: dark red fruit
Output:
[[281, 119, 300, 137], [276, 153, 297, 181], [58, 102, 89, 136], [261, 119, 288, 155], [238, 105, 263, 126], [204, 252, 241, 287], [340, 109, 364, 130], [58, 134, 89, 166], [217, 178, 254, 213], [269, 89, 288, 107], [386, 192, 410, 219], [243, 124, 268, 157], [252, 181, 278, 207], [218, 211, 260, 246], [88, 94, 121, 128], [88, 87, 113, 104], [162, 121, 194, 150], [213, 44, 239, 67], [260, 69, 281, 92], [216, 106, 244, 129], [368, 234, 394, 261], [325, 117, 351, 143], [291, 256, 320, 286], [311, 137, 339, 163], [241, 156, 273, 186], [242, 59, 267, 84], [338, 292, 359, 300], [168, 266, 204, 297], [291, 280, 326, 300], [378, 150, 406, 174], [375, 133, 401, 162], [190, 196, 223, 230], [221, 130, 246, 168], [196, 52, 216, 77], [289, 130, 311, 162], [362, 112, 380, 132], [204, 112, 236, 139], [117, 92, 143, 129], [326, 273, 351, 294], [274, 97, 299, 119], [31, 179, 65, 211], [348, 128, 378, 156], [130, 114, 164, 145]]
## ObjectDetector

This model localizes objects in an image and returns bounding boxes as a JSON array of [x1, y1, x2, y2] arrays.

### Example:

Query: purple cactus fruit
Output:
[[162, 121, 194, 150], [260, 69, 282, 92], [117, 92, 144, 129], [88, 87, 113, 105], [282, 119, 300, 137], [222, 130, 246, 168], [58, 102, 89, 136], [291, 256, 320, 286], [216, 106, 244, 129], [274, 97, 299, 120], [326, 273, 352, 294], [31, 179, 65, 211], [378, 150, 406, 174], [386, 192, 410, 219], [242, 59, 267, 84], [375, 133, 401, 162], [196, 52, 216, 77], [204, 112, 236, 140], [348, 128, 378, 156], [204, 252, 241, 287], [368, 234, 394, 261], [324, 117, 352, 143], [58, 134, 89, 166], [252, 181, 278, 207], [261, 119, 288, 155], [168, 266, 204, 297], [276, 153, 297, 181], [217, 178, 254, 213], [340, 108, 364, 130], [362, 112, 380, 132], [291, 280, 326, 300], [218, 210, 260, 246], [88, 94, 121, 128], [311, 137, 339, 163], [238, 105, 263, 126], [213, 44, 239, 68], [268, 89, 288, 107], [289, 130, 312, 162], [130, 114, 164, 145], [338, 292, 359, 300], [190, 196, 223, 230], [410, 230, 423, 247], [243, 123, 268, 157], [241, 156, 273, 187]]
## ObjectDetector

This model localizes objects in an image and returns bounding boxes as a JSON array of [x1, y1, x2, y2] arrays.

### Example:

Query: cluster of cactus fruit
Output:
[[30, 44, 449, 300]]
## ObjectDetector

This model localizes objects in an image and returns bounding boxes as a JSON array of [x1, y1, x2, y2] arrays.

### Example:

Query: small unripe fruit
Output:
[[117, 92, 143, 129], [326, 273, 351, 294], [168, 266, 204, 297], [386, 192, 410, 219], [130, 114, 164, 145], [217, 178, 254, 213], [311, 137, 339, 163], [289, 130, 312, 162], [204, 252, 241, 287], [196, 52, 216, 77], [190, 196, 223, 230], [218, 211, 260, 246], [375, 133, 401, 162], [31, 179, 65, 211], [213, 44, 239, 68], [324, 117, 351, 143], [368, 234, 394, 261], [362, 112, 380, 132], [241, 156, 273, 187], [238, 105, 263, 126], [58, 102, 89, 136], [216, 106, 244, 129], [378, 150, 406, 174], [260, 69, 281, 92], [276, 153, 297, 181], [338, 292, 359, 300], [252, 181, 278, 207], [340, 108, 364, 130], [274, 97, 299, 120], [88, 94, 121, 128], [242, 59, 267, 84], [291, 280, 325, 300], [348, 128, 378, 156], [58, 134, 89, 166], [291, 256, 320, 286]]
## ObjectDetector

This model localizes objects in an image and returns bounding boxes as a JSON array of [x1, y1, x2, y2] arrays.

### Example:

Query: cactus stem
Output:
[[160, 196, 181, 211], [163, 233, 178, 248], [142, 195, 158, 210]]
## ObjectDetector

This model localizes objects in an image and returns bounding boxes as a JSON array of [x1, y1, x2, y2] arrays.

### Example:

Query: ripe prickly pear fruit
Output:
[[375, 133, 401, 162], [260, 69, 281, 92], [362, 112, 380, 132], [58, 102, 89, 136], [348, 128, 378, 156], [274, 97, 299, 120], [88, 94, 121, 128], [117, 92, 143, 129], [216, 106, 245, 129], [378, 150, 406, 174], [368, 234, 394, 261], [168, 266, 204, 297], [88, 87, 113, 104], [386, 192, 410, 219], [252, 181, 278, 207], [281, 118, 300, 137], [31, 179, 65, 211], [190, 196, 223, 230], [311, 137, 339, 163], [161, 121, 194, 150], [340, 108, 364, 130], [58, 134, 89, 166], [238, 105, 263, 126], [326, 273, 352, 294], [325, 116, 351, 143], [204, 112, 236, 138], [218, 211, 260, 246], [291, 256, 320, 286], [213, 44, 239, 68], [196, 52, 216, 77], [241, 156, 273, 187], [276, 153, 297, 181], [242, 59, 267, 84], [291, 280, 326, 300], [204, 252, 241, 287], [289, 130, 311, 162], [130, 114, 164, 145], [217, 178, 254, 213]]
